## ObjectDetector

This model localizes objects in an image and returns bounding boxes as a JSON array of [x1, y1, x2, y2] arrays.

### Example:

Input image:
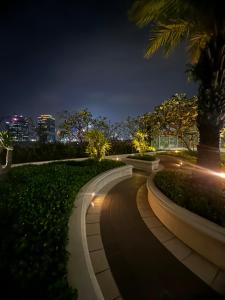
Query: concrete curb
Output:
[[137, 183, 225, 295], [123, 157, 160, 171], [67, 165, 133, 300], [146, 176, 225, 271]]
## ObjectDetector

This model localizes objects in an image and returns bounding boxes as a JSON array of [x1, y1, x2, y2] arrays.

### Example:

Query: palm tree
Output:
[[129, 0, 225, 170], [0, 131, 13, 173]]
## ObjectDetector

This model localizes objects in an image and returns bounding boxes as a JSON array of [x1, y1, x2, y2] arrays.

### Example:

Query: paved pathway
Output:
[[100, 174, 224, 300]]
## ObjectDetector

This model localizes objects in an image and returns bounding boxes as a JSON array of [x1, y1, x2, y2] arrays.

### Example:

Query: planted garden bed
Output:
[[0, 159, 124, 300], [124, 154, 160, 171], [154, 170, 225, 226]]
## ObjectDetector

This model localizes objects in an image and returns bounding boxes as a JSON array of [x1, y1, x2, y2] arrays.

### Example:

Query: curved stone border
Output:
[[137, 184, 225, 295], [67, 165, 133, 300], [123, 157, 160, 172], [146, 176, 225, 271]]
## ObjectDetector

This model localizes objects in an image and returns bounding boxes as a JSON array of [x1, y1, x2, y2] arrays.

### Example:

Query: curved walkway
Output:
[[100, 174, 224, 300]]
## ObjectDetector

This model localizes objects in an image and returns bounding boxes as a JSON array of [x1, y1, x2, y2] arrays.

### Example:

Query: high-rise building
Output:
[[37, 114, 56, 143], [5, 115, 29, 142]]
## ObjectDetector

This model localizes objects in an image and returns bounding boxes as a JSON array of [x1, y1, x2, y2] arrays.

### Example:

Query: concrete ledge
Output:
[[123, 157, 160, 172], [67, 165, 133, 300], [146, 176, 225, 271]]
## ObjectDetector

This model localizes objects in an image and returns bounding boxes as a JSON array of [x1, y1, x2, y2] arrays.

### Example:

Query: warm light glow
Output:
[[91, 201, 95, 207], [92, 192, 95, 197], [179, 161, 183, 166], [211, 171, 225, 179], [116, 157, 119, 161], [175, 150, 180, 153]]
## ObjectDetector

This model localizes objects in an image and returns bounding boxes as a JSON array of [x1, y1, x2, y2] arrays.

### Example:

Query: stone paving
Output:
[[85, 172, 225, 300], [137, 183, 225, 295]]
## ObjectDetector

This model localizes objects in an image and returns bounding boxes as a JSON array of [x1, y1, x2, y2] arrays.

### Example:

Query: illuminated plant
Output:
[[132, 130, 154, 155], [85, 129, 111, 161], [0, 131, 13, 173]]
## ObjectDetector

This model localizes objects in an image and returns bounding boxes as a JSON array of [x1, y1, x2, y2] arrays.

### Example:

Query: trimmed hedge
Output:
[[127, 154, 156, 161], [157, 150, 197, 163], [0, 159, 125, 300], [0, 141, 134, 164], [154, 170, 225, 227]]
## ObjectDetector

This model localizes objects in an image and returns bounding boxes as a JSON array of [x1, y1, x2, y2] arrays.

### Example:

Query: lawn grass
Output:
[[0, 159, 124, 300], [154, 170, 225, 227]]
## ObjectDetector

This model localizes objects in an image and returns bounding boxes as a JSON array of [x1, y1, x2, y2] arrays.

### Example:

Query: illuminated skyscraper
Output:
[[5, 115, 29, 142], [37, 114, 56, 143]]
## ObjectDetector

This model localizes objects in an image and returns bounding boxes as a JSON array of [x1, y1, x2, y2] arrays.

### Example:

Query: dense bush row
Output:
[[154, 170, 225, 227], [0, 140, 134, 164], [0, 159, 124, 300]]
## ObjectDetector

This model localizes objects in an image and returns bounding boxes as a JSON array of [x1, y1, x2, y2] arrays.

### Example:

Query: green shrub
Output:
[[0, 141, 135, 164], [85, 129, 111, 161], [154, 170, 225, 227], [109, 140, 134, 155], [127, 154, 156, 161], [157, 150, 197, 163], [0, 159, 124, 300], [132, 130, 152, 155]]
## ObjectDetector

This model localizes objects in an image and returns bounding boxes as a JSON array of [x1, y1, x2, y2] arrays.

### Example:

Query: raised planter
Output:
[[146, 176, 225, 270], [67, 165, 133, 300], [123, 157, 160, 171]]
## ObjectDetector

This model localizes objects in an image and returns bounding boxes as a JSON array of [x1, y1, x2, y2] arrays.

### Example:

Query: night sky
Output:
[[0, 0, 197, 122]]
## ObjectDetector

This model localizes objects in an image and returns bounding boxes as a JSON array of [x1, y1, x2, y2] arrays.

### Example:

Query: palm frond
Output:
[[129, 0, 182, 27], [145, 21, 190, 58], [187, 32, 211, 63]]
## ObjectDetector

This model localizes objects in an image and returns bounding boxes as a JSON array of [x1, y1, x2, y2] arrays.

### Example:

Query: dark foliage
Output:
[[154, 170, 225, 227], [0, 159, 124, 300]]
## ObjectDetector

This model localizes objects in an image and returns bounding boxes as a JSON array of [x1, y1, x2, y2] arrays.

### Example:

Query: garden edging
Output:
[[146, 176, 225, 270], [67, 165, 133, 300], [123, 157, 160, 171]]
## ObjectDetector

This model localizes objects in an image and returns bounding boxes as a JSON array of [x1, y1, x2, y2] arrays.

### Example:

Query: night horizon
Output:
[[0, 0, 197, 122]]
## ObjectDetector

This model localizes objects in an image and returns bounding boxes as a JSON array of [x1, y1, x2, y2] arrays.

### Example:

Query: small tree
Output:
[[85, 129, 111, 161], [61, 109, 93, 143], [0, 131, 13, 173], [132, 130, 154, 155], [154, 94, 198, 151]]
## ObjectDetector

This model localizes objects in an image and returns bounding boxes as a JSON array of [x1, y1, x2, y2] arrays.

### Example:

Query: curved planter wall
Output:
[[123, 157, 160, 171], [67, 165, 133, 300], [147, 176, 225, 270]]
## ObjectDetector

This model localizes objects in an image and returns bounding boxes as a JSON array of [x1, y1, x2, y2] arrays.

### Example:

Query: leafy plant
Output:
[[132, 130, 153, 155], [0, 131, 13, 150], [85, 129, 111, 161], [0, 159, 124, 300], [154, 170, 225, 226]]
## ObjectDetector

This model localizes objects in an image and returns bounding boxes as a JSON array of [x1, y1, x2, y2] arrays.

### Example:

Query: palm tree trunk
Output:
[[197, 116, 221, 170], [195, 38, 225, 171]]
